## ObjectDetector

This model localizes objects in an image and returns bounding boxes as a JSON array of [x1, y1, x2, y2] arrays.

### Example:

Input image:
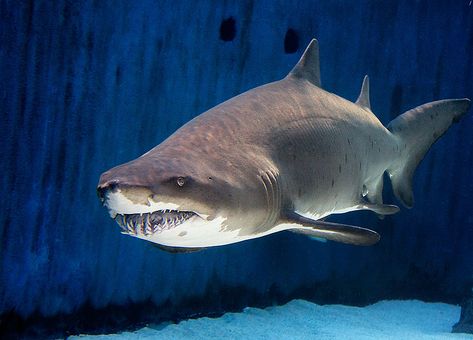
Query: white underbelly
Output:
[[128, 216, 292, 248]]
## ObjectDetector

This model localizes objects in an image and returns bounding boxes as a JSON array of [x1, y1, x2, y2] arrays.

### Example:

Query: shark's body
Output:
[[97, 39, 470, 252]]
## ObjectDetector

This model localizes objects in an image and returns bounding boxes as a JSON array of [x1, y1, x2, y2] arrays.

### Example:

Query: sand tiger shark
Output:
[[97, 39, 470, 253]]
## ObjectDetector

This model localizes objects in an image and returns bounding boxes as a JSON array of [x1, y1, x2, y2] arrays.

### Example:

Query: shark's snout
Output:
[[96, 169, 209, 233]]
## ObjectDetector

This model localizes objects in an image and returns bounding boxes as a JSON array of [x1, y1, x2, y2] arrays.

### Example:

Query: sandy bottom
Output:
[[69, 299, 472, 339]]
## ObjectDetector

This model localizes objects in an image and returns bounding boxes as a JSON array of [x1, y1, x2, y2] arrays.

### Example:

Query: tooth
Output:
[[127, 223, 134, 234], [118, 220, 127, 232], [115, 215, 127, 232], [144, 215, 149, 234], [144, 214, 152, 235], [124, 215, 135, 234], [136, 215, 142, 235], [145, 223, 152, 235]]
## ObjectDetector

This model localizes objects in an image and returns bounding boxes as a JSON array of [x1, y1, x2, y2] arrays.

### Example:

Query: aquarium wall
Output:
[[1, 0, 472, 334]]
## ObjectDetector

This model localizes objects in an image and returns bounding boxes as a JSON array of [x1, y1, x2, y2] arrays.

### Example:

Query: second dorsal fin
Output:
[[356, 75, 371, 109], [287, 39, 321, 87]]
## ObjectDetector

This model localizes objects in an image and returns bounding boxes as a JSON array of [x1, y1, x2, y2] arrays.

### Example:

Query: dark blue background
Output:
[[1, 0, 472, 330]]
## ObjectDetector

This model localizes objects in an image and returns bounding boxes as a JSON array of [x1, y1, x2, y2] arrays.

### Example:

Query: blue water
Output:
[[1, 0, 472, 338]]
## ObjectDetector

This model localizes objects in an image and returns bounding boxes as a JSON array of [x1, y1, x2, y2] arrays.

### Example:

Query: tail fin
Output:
[[387, 99, 471, 208]]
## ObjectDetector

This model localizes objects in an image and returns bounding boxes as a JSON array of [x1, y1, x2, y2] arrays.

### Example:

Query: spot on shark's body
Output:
[[97, 39, 471, 252]]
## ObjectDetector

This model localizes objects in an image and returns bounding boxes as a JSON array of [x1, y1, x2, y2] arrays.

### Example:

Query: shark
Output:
[[97, 39, 470, 253]]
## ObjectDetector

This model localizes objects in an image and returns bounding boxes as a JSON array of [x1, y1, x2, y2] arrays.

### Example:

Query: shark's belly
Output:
[[129, 216, 292, 247]]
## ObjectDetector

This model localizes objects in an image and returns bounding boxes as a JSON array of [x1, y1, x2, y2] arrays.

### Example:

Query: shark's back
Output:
[[152, 38, 470, 221]]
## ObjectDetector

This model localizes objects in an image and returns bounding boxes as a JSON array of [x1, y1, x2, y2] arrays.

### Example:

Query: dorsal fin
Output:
[[355, 75, 371, 109], [287, 39, 321, 87]]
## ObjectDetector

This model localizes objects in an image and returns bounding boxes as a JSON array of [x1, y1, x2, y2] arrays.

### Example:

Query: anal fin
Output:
[[283, 212, 380, 246]]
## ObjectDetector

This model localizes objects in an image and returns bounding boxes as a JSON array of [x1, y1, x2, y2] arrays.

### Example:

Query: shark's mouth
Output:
[[114, 210, 197, 235]]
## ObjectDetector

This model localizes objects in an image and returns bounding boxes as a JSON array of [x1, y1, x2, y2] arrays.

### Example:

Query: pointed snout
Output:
[[97, 159, 153, 202], [96, 162, 158, 207]]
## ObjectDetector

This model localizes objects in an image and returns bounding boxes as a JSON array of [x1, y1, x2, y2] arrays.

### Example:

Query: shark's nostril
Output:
[[97, 180, 120, 201], [107, 180, 119, 191]]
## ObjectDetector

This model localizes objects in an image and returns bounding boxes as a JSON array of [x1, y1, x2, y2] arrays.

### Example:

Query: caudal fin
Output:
[[387, 98, 471, 208]]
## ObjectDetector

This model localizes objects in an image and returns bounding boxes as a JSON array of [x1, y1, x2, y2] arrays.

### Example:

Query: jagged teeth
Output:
[[125, 217, 133, 233], [126, 224, 133, 234], [114, 210, 195, 236], [144, 215, 152, 235]]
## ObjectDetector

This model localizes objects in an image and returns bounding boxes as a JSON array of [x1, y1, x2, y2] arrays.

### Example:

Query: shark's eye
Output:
[[176, 177, 186, 187]]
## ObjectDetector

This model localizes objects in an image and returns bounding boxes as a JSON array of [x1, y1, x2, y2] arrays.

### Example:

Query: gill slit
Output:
[[258, 168, 281, 233]]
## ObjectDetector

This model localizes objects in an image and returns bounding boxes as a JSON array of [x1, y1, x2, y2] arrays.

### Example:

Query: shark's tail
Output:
[[387, 98, 470, 208]]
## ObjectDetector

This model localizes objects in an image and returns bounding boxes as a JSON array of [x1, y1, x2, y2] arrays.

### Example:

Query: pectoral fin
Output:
[[283, 212, 380, 246], [360, 202, 399, 215]]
